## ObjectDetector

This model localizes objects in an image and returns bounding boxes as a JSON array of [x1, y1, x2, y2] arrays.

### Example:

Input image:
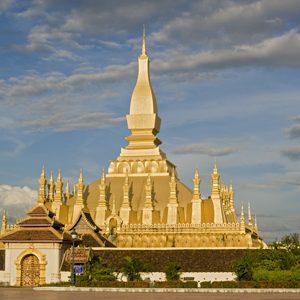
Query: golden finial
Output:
[[141, 24, 147, 55], [193, 167, 201, 200], [194, 167, 199, 178], [41, 164, 45, 178], [57, 169, 62, 182], [76, 169, 85, 206], [213, 159, 218, 174], [79, 168, 83, 183], [240, 204, 245, 230], [49, 171, 54, 183], [248, 203, 253, 227], [65, 180, 70, 200], [101, 168, 105, 182], [73, 183, 76, 196]]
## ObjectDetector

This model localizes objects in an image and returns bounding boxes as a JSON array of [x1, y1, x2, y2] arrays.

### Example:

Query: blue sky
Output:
[[1, 0, 300, 242]]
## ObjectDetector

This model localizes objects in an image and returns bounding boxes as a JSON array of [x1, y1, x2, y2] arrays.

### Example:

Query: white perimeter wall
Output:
[[4, 243, 63, 286]]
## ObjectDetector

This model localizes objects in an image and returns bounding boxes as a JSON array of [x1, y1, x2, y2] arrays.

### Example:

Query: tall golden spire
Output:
[[211, 160, 220, 195], [142, 24, 146, 56], [240, 204, 245, 230], [125, 26, 161, 151], [48, 171, 55, 202], [54, 169, 63, 204], [65, 180, 70, 200], [248, 203, 253, 227], [192, 167, 201, 200], [76, 169, 84, 206], [98, 169, 107, 208], [168, 168, 178, 204], [38, 165, 47, 204]]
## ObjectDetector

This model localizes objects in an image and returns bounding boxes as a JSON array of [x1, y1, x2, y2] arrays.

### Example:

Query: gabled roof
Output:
[[0, 227, 71, 242], [27, 204, 55, 218], [66, 208, 100, 232], [0, 203, 67, 243]]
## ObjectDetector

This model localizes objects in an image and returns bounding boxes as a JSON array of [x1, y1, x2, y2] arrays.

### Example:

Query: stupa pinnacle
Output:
[[108, 29, 174, 177]]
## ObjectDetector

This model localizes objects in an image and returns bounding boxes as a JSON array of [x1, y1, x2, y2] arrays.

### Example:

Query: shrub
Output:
[[165, 262, 181, 281], [200, 281, 212, 288], [154, 281, 197, 288], [232, 252, 254, 281], [85, 255, 116, 282]]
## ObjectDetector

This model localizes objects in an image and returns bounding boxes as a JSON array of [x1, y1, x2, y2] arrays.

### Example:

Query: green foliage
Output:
[[281, 233, 300, 252], [154, 281, 197, 288], [233, 247, 300, 282], [232, 252, 254, 281], [165, 262, 181, 281], [253, 267, 300, 282], [200, 281, 300, 289], [79, 252, 116, 283], [120, 256, 148, 281]]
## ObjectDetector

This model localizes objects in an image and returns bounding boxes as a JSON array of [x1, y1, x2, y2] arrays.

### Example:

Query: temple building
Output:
[[0, 31, 265, 286]]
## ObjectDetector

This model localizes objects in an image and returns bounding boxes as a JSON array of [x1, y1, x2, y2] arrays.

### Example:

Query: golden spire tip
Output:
[[142, 24, 146, 55]]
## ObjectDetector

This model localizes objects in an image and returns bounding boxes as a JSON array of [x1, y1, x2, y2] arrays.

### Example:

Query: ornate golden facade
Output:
[[1, 31, 265, 249]]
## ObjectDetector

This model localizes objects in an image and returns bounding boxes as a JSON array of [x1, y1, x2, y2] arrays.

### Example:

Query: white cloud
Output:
[[281, 147, 300, 161], [173, 143, 237, 156], [0, 185, 37, 222], [152, 0, 300, 48], [153, 30, 300, 75]]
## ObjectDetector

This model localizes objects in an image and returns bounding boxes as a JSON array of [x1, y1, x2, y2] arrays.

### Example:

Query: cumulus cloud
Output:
[[152, 0, 300, 48], [0, 64, 135, 132], [286, 124, 300, 139], [22, 111, 125, 132], [281, 147, 300, 160], [63, 0, 183, 35], [173, 143, 237, 156], [0, 185, 37, 222], [153, 30, 300, 75], [286, 116, 300, 139]]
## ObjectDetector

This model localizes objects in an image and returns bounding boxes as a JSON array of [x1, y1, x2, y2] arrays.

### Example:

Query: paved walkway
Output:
[[1, 288, 300, 300], [36, 286, 300, 293]]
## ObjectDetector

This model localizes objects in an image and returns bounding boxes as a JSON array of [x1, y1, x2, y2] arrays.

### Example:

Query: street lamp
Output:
[[71, 228, 77, 287]]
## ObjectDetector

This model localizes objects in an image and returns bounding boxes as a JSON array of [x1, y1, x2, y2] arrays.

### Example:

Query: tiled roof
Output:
[[18, 217, 52, 226], [0, 229, 63, 242]]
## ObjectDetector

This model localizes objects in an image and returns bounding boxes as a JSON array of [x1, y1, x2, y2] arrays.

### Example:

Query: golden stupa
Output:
[[2, 30, 264, 249]]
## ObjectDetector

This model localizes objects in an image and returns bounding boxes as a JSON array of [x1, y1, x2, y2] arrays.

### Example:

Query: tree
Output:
[[232, 252, 254, 281], [120, 256, 148, 281], [281, 233, 300, 252]]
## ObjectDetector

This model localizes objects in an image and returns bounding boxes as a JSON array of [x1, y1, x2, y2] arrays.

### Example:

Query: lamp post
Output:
[[71, 228, 77, 287]]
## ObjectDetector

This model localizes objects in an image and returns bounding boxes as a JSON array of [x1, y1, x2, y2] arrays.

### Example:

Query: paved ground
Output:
[[1, 288, 300, 300]]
